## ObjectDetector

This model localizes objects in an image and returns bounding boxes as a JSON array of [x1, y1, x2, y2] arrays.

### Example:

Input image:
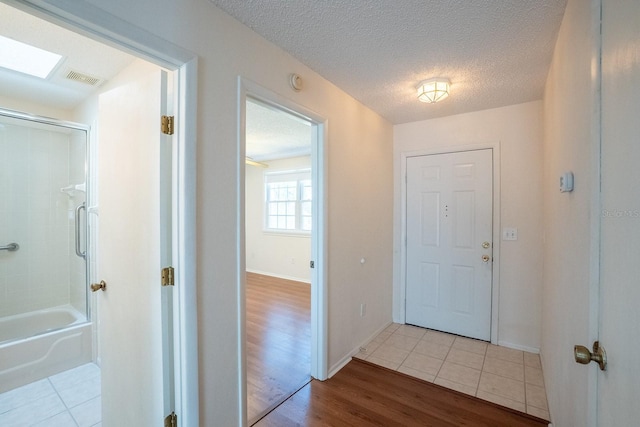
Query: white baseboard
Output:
[[328, 321, 395, 379], [328, 354, 352, 379], [357, 321, 394, 352], [246, 269, 310, 284], [497, 340, 540, 354]]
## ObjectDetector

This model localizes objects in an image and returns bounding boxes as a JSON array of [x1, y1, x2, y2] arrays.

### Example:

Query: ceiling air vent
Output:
[[65, 70, 104, 86]]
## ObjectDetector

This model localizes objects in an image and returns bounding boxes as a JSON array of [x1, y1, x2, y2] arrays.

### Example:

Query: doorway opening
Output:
[[240, 87, 328, 425], [0, 2, 197, 425], [244, 97, 313, 424]]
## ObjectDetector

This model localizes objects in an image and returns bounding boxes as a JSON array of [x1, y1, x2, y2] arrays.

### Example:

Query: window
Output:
[[265, 169, 312, 233]]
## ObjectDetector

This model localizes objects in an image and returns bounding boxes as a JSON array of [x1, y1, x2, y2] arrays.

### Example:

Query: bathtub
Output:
[[0, 305, 92, 393]]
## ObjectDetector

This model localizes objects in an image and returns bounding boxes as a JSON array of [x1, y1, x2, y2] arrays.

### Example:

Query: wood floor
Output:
[[246, 272, 311, 424], [256, 359, 549, 427]]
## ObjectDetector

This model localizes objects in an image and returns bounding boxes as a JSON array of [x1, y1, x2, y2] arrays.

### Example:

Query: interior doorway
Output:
[[241, 91, 327, 424], [0, 2, 197, 425], [244, 97, 312, 424]]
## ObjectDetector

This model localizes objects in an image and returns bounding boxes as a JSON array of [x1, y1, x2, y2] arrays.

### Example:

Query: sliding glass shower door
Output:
[[0, 109, 89, 341]]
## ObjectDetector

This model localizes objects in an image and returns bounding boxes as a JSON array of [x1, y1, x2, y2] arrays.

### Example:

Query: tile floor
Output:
[[354, 323, 550, 421], [0, 363, 101, 426]]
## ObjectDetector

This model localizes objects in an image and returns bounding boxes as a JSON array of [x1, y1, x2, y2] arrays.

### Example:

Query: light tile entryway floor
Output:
[[0, 363, 101, 426], [354, 323, 550, 421]]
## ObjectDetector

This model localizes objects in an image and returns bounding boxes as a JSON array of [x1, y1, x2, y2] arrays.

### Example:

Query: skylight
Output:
[[0, 35, 62, 79]]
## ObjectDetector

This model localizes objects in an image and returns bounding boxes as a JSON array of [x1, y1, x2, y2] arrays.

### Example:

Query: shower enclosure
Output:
[[0, 109, 92, 392]]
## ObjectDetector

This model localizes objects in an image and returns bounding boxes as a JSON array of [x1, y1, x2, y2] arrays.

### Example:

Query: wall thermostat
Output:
[[560, 171, 574, 192]]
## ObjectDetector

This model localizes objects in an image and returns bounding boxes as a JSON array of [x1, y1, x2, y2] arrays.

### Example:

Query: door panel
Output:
[[598, 1, 640, 424], [406, 149, 493, 340], [97, 68, 169, 425]]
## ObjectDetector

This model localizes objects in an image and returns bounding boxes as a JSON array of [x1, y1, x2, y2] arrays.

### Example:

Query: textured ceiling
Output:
[[246, 99, 311, 161], [209, 0, 567, 124], [0, 3, 136, 110]]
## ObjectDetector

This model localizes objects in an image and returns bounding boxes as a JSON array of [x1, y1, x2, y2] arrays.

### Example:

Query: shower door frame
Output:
[[0, 108, 91, 325]]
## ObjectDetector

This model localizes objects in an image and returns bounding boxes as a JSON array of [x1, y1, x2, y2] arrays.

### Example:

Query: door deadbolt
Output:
[[574, 341, 606, 371], [482, 241, 491, 249], [90, 280, 107, 292]]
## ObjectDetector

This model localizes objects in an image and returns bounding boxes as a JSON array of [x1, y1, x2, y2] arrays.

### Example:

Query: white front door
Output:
[[405, 149, 493, 340], [97, 68, 173, 425]]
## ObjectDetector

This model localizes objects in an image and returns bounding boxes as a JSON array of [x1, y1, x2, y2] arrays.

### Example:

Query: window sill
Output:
[[262, 229, 311, 238]]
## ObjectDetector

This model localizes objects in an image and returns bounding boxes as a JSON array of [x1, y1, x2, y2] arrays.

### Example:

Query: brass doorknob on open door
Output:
[[482, 255, 491, 263], [91, 280, 107, 292], [574, 341, 606, 371]]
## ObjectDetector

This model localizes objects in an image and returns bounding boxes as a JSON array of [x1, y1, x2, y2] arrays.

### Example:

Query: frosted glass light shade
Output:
[[417, 78, 450, 103]]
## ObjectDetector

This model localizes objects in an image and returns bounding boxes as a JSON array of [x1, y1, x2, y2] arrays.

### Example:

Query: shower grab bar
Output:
[[75, 203, 86, 260], [0, 243, 19, 251]]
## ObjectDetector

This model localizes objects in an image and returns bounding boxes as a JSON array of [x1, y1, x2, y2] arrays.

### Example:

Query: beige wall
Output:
[[541, 0, 599, 425], [0, 96, 72, 120], [394, 101, 544, 351], [46, 1, 395, 425], [245, 156, 312, 282]]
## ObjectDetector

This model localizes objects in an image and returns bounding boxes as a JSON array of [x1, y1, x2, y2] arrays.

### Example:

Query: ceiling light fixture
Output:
[[416, 78, 450, 103], [0, 35, 63, 79]]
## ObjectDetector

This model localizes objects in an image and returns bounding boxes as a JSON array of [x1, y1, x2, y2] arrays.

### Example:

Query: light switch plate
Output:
[[503, 228, 518, 241]]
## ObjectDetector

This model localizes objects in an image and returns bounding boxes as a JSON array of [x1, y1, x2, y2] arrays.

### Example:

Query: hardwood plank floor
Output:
[[256, 359, 549, 427], [246, 272, 311, 425]]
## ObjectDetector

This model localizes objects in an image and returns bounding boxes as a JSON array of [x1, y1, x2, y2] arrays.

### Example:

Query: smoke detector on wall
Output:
[[289, 73, 303, 92]]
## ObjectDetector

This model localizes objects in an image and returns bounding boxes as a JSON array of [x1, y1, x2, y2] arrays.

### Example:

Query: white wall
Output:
[[541, 0, 598, 425], [394, 101, 544, 351], [43, 2, 394, 425], [245, 156, 312, 283]]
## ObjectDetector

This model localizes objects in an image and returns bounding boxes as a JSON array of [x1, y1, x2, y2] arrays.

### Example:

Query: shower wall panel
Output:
[[0, 123, 72, 317]]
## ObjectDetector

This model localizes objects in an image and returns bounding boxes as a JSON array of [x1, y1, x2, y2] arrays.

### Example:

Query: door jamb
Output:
[[398, 143, 501, 345], [237, 76, 329, 425], [7, 1, 200, 425]]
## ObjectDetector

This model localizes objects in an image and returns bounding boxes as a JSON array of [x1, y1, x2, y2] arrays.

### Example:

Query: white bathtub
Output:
[[0, 305, 92, 393]]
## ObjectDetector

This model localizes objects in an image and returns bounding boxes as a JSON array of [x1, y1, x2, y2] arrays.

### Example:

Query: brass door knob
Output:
[[91, 280, 107, 292], [482, 255, 491, 263], [574, 341, 606, 371]]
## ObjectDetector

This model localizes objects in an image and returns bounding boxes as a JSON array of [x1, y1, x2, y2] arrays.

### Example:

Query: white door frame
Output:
[[399, 143, 501, 345], [7, 1, 200, 425], [237, 77, 328, 424]]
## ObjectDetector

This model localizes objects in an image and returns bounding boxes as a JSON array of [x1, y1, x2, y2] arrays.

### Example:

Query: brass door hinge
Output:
[[162, 266, 175, 286], [161, 115, 174, 135], [164, 411, 177, 427]]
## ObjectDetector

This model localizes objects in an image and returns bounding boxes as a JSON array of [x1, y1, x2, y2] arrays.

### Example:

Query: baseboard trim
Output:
[[328, 354, 352, 379], [498, 340, 540, 354], [246, 269, 310, 284], [328, 321, 395, 379]]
